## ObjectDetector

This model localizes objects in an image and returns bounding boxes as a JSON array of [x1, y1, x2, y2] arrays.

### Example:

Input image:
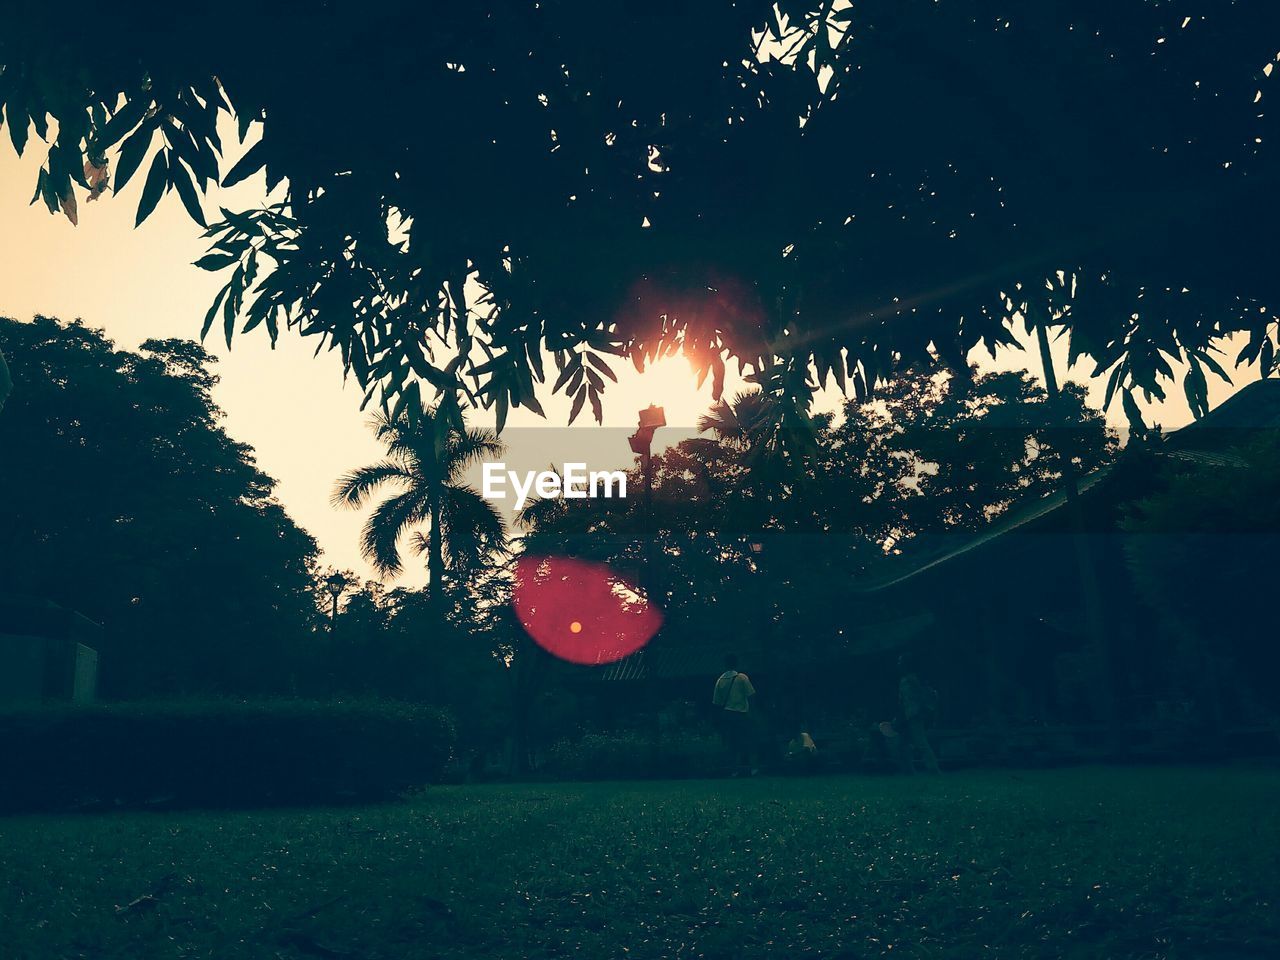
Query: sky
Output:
[[0, 118, 1249, 587]]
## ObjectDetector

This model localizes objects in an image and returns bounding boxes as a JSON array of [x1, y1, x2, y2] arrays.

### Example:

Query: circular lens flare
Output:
[[513, 555, 662, 664]]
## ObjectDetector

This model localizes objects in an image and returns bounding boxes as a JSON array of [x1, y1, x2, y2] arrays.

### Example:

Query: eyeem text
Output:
[[482, 463, 628, 510]]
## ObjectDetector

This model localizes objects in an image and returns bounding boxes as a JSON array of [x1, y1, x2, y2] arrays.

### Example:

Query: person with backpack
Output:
[[712, 654, 757, 776], [896, 654, 942, 774]]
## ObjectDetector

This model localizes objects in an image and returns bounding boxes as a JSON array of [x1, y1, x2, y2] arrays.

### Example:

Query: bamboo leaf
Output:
[[221, 139, 265, 188], [134, 149, 169, 226], [113, 123, 156, 194], [200, 285, 228, 341], [170, 159, 207, 227]]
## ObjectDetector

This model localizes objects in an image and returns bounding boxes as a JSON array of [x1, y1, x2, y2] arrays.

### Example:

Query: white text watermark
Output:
[[482, 463, 628, 510]]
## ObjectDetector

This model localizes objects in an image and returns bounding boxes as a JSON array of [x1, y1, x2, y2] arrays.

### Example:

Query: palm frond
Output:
[[440, 485, 508, 571], [331, 460, 413, 509], [359, 487, 430, 576], [445, 427, 506, 481]]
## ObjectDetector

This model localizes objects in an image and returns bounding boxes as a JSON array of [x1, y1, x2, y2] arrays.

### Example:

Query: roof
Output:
[[0, 594, 102, 643], [853, 378, 1280, 594], [853, 466, 1114, 593], [1165, 378, 1280, 442]]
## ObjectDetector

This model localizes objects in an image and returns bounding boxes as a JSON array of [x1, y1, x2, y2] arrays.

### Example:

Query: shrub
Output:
[[0, 698, 455, 813]]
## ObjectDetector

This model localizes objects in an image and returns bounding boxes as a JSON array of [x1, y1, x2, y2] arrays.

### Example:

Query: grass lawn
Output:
[[2, 767, 1277, 959]]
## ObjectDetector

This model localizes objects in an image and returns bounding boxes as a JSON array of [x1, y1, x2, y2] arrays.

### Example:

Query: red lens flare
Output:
[[513, 555, 663, 665]]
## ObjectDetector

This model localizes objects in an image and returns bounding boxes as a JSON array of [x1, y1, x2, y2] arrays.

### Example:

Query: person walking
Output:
[[713, 654, 757, 775], [897, 654, 942, 774]]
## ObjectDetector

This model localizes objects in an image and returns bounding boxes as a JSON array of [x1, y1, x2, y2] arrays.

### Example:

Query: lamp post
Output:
[[324, 572, 347, 639], [628, 404, 666, 510], [628, 405, 665, 594]]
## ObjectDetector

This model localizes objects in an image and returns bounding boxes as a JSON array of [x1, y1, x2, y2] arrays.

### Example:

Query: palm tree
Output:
[[333, 407, 506, 606], [688, 388, 823, 516]]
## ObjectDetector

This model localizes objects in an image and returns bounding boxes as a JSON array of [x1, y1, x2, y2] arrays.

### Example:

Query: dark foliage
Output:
[[319, 580, 515, 752], [0, 346, 11, 412], [1122, 435, 1280, 712], [519, 367, 1115, 664], [2, 2, 1275, 430], [0, 699, 455, 813], [0, 316, 321, 697]]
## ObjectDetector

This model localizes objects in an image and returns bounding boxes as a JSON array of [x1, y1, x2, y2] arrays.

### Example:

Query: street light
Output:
[[628, 404, 666, 507], [324, 572, 347, 637], [628, 405, 666, 593]]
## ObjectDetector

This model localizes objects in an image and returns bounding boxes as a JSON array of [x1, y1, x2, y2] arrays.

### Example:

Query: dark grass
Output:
[[2, 767, 1277, 959]]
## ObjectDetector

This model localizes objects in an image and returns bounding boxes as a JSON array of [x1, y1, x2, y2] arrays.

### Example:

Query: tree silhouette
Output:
[[0, 316, 320, 696], [334, 408, 506, 603], [0, 346, 10, 414], [519, 366, 1115, 663], [2, 2, 1275, 427]]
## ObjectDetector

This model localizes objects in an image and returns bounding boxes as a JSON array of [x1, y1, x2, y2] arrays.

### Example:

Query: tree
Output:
[[2, 2, 1275, 428], [333, 407, 507, 605], [0, 316, 321, 697], [519, 365, 1116, 662], [826, 368, 1116, 552], [0, 346, 11, 413]]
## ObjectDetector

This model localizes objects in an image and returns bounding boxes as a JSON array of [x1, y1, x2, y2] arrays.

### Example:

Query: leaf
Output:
[[135, 149, 169, 226], [39, 168, 59, 214], [29, 168, 50, 210], [551, 353, 582, 393], [59, 189, 78, 225], [1195, 350, 1231, 383], [712, 355, 726, 400], [200, 285, 228, 341], [223, 280, 239, 348], [1102, 362, 1124, 410], [193, 251, 238, 271], [112, 124, 156, 194], [237, 108, 256, 143], [266, 304, 280, 346], [218, 205, 260, 235], [495, 390, 509, 434], [568, 387, 587, 425], [95, 95, 150, 149], [221, 139, 265, 188], [170, 159, 207, 227], [586, 352, 618, 382], [521, 390, 546, 418], [589, 385, 603, 424], [6, 104, 29, 156]]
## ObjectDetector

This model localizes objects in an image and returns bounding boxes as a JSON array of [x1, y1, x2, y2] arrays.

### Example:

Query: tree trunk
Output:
[[427, 485, 445, 615]]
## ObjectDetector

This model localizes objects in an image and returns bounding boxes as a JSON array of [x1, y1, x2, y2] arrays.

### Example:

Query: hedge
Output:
[[0, 699, 455, 813]]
